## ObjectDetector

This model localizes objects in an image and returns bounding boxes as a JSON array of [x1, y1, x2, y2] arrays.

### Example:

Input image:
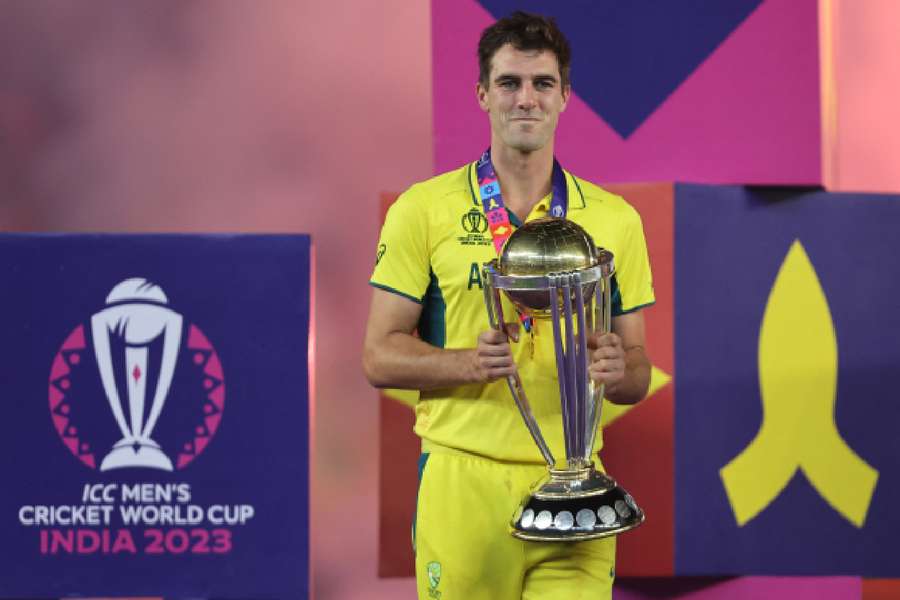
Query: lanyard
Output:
[[475, 147, 569, 255], [475, 147, 569, 333]]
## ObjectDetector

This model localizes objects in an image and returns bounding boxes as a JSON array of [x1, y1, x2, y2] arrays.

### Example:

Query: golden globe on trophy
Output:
[[482, 217, 645, 541]]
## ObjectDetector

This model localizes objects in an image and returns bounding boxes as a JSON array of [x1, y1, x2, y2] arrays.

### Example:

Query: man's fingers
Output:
[[482, 359, 517, 381], [479, 329, 507, 344], [596, 332, 621, 347], [488, 364, 516, 376], [591, 345, 621, 361], [479, 341, 512, 356], [475, 327, 520, 382], [481, 354, 515, 367], [587, 332, 620, 349], [590, 359, 623, 374]]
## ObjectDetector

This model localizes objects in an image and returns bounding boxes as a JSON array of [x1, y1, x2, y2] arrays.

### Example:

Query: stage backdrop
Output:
[[433, 0, 821, 185], [0, 234, 310, 599]]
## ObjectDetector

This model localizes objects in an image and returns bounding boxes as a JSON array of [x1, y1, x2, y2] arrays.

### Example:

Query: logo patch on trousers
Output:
[[426, 560, 442, 598]]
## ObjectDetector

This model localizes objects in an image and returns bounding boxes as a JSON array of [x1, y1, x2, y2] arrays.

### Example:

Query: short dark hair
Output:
[[477, 11, 572, 88]]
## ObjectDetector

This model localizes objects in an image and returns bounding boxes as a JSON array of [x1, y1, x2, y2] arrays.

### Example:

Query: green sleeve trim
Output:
[[368, 281, 422, 304], [417, 270, 447, 348], [467, 162, 480, 207], [412, 452, 431, 554], [613, 300, 656, 316]]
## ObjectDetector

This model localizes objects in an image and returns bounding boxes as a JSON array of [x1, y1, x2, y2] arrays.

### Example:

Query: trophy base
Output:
[[510, 464, 645, 541], [100, 439, 174, 472]]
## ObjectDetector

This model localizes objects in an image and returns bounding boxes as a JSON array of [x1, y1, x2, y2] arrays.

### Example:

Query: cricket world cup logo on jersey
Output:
[[48, 278, 226, 471]]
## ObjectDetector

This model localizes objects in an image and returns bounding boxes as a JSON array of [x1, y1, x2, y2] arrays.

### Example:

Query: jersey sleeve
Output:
[[369, 186, 431, 303], [615, 205, 655, 314]]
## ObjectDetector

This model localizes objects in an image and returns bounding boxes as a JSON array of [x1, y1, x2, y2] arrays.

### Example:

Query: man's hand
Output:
[[588, 332, 626, 394], [471, 323, 519, 383]]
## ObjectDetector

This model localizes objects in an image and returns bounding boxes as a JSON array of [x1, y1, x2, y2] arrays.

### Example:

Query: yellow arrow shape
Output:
[[720, 240, 877, 527]]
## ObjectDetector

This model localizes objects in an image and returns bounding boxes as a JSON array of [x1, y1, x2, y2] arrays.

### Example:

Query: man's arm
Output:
[[587, 310, 651, 405], [362, 287, 517, 390]]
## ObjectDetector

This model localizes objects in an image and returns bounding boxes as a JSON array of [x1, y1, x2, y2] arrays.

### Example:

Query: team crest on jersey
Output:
[[457, 208, 491, 246]]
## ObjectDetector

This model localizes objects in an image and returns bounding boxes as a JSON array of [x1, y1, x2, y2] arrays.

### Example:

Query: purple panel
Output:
[[674, 186, 900, 576], [478, 0, 762, 139], [0, 234, 310, 598]]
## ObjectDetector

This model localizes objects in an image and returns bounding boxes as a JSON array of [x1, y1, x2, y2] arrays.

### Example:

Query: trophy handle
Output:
[[583, 270, 612, 462], [572, 272, 590, 462], [482, 266, 556, 468]]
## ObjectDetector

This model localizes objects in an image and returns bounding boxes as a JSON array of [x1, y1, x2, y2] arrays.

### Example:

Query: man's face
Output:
[[477, 44, 570, 154]]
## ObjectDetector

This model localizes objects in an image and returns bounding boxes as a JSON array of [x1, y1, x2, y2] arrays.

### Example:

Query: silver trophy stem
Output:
[[561, 275, 581, 468], [548, 275, 573, 464], [482, 271, 556, 468]]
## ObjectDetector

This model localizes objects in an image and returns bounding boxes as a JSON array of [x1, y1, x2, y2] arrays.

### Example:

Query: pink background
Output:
[[0, 1, 428, 598], [821, 0, 900, 193]]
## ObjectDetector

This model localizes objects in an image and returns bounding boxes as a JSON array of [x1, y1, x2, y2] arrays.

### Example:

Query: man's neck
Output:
[[490, 142, 554, 222]]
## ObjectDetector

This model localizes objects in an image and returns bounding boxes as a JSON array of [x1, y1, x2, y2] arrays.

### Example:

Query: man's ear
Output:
[[476, 82, 490, 113], [560, 84, 572, 112]]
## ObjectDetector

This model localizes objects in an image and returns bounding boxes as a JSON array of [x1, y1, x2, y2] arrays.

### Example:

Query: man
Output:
[[363, 11, 654, 600]]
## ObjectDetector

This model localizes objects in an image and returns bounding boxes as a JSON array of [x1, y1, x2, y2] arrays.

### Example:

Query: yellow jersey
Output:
[[370, 162, 654, 463]]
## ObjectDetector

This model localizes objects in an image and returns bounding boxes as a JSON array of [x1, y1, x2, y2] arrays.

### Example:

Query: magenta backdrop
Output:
[[432, 0, 821, 185]]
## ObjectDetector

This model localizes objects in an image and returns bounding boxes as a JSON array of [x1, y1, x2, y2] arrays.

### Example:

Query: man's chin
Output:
[[504, 136, 547, 154]]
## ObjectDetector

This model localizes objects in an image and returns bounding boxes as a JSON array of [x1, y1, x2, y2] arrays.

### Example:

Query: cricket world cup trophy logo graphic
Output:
[[48, 278, 226, 471]]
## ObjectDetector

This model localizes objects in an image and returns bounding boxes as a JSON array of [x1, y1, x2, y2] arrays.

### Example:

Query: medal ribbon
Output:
[[475, 147, 568, 332]]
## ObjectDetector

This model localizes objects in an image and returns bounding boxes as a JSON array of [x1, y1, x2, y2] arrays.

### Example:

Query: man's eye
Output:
[[499, 80, 518, 89], [536, 80, 554, 89]]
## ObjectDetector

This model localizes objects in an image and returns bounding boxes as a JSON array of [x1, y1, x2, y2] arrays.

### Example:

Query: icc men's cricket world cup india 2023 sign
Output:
[[33, 278, 247, 553], [0, 234, 311, 598], [483, 217, 644, 541]]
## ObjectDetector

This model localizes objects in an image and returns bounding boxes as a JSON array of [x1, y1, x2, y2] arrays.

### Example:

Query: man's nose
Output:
[[516, 82, 537, 110]]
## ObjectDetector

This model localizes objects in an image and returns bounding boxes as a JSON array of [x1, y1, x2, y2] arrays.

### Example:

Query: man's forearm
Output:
[[604, 346, 651, 405], [363, 331, 482, 391]]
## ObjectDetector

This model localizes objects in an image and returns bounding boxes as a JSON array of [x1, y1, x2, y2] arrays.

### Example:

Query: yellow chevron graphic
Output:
[[720, 240, 878, 527], [382, 387, 418, 408], [601, 365, 671, 427]]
